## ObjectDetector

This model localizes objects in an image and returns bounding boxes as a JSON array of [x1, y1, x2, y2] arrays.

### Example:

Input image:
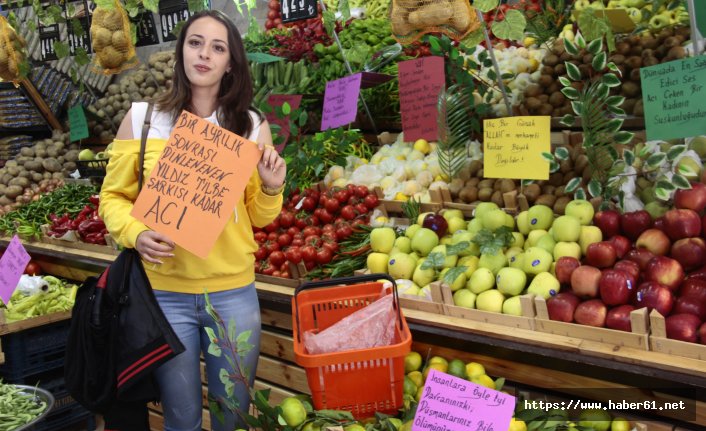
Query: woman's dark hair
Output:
[[155, 10, 261, 137]]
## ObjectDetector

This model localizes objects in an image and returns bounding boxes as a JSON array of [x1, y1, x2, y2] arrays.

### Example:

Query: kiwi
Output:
[[526, 84, 542, 97], [616, 41, 630, 56], [621, 82, 640, 98], [535, 194, 557, 207], [459, 186, 478, 203], [538, 103, 554, 116], [675, 26, 691, 39], [642, 36, 659, 50], [523, 183, 541, 202], [640, 49, 654, 59], [655, 45, 668, 59], [554, 196, 571, 215], [610, 54, 625, 65], [554, 64, 566, 76], [560, 51, 572, 62], [499, 179, 515, 194], [643, 57, 659, 67], [549, 92, 566, 108], [542, 66, 555, 76], [629, 68, 641, 82], [559, 160, 572, 174], [625, 56, 642, 70], [538, 94, 550, 103], [578, 64, 590, 79], [666, 46, 686, 60], [478, 187, 493, 202], [538, 75, 553, 87], [526, 97, 542, 111], [548, 172, 564, 187], [544, 54, 559, 67], [467, 177, 480, 187], [574, 154, 589, 174], [554, 185, 567, 197], [468, 160, 483, 177], [493, 180, 503, 192], [491, 191, 504, 207], [563, 172, 578, 184], [546, 83, 560, 96], [633, 99, 644, 116], [582, 53, 594, 65], [629, 45, 642, 56], [478, 179, 495, 189]]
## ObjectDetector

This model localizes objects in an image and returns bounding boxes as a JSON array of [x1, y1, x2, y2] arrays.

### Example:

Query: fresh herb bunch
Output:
[[472, 226, 514, 255]]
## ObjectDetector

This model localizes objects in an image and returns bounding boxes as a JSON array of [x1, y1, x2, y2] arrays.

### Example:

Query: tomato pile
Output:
[[254, 184, 379, 278], [265, 0, 284, 31]]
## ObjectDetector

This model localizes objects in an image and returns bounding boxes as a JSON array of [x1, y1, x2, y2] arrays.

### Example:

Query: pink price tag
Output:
[[0, 235, 31, 304], [321, 73, 363, 131], [398, 56, 445, 142], [412, 369, 516, 431]]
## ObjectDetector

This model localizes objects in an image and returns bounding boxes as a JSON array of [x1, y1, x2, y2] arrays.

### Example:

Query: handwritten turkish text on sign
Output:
[[412, 369, 515, 431], [266, 94, 302, 153], [0, 236, 31, 304], [131, 111, 262, 259], [483, 116, 550, 180], [321, 73, 362, 131], [398, 56, 445, 142], [640, 55, 706, 141]]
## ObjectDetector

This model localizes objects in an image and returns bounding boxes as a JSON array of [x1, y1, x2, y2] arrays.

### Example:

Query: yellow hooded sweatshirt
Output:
[[99, 137, 282, 294]]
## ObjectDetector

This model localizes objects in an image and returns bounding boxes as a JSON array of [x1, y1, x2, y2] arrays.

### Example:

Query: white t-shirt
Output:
[[130, 101, 262, 141]]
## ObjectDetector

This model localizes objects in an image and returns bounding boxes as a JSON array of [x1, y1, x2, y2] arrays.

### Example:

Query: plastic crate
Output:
[[0, 320, 70, 380], [34, 401, 91, 431], [292, 274, 411, 419], [76, 159, 108, 180]]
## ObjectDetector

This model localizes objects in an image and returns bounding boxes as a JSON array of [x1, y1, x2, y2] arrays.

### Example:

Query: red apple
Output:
[[699, 322, 706, 345], [674, 181, 706, 213], [574, 299, 607, 327], [663, 209, 701, 241], [653, 216, 666, 232], [599, 269, 634, 305], [620, 210, 652, 241], [606, 304, 635, 332], [614, 260, 641, 285], [670, 237, 706, 271], [644, 256, 684, 291], [702, 213, 706, 238], [609, 235, 631, 259], [571, 265, 602, 299], [686, 265, 706, 282], [679, 278, 706, 302], [634, 282, 674, 317], [665, 313, 701, 343], [555, 256, 581, 285], [674, 296, 706, 321], [547, 292, 580, 322], [635, 229, 671, 256], [423, 214, 448, 238], [594, 210, 621, 239], [626, 248, 656, 271], [585, 241, 617, 268]]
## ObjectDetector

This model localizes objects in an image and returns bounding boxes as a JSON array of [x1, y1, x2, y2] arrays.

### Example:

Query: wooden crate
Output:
[[534, 297, 650, 350], [437, 283, 535, 330], [255, 273, 300, 288], [649, 310, 706, 361], [429, 188, 524, 215], [373, 187, 443, 217], [39, 225, 120, 256], [353, 269, 446, 314]]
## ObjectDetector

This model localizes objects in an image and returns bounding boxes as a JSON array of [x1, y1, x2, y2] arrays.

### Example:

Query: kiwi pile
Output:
[[0, 19, 26, 82], [519, 26, 690, 118], [90, 6, 134, 71], [86, 51, 175, 141]]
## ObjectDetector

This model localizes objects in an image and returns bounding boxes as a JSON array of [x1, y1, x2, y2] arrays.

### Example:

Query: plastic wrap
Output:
[[303, 293, 396, 355]]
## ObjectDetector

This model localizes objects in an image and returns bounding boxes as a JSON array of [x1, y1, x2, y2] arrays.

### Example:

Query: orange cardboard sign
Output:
[[131, 110, 262, 258]]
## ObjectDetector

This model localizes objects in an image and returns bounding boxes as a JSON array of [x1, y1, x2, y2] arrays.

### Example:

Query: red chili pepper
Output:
[[89, 195, 100, 206]]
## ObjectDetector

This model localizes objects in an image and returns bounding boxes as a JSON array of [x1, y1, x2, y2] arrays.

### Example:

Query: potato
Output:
[[643, 56, 659, 67], [23, 161, 42, 172], [535, 194, 557, 207], [42, 159, 62, 173], [4, 185, 22, 199], [525, 84, 542, 98], [543, 54, 559, 67], [615, 41, 630, 56], [538, 75, 553, 87], [554, 64, 566, 76], [8, 177, 28, 187], [525, 97, 542, 111], [478, 179, 495, 189], [467, 177, 480, 187], [666, 46, 686, 61], [538, 104, 554, 116]]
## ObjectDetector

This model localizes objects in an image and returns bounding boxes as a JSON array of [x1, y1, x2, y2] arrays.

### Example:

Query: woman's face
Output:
[[182, 16, 231, 92]]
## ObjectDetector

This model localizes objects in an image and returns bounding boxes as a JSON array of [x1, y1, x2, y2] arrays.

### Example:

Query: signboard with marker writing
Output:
[[0, 236, 31, 304], [321, 73, 362, 131], [398, 56, 445, 142], [131, 111, 262, 259], [483, 116, 550, 180], [412, 369, 515, 431], [640, 55, 706, 141]]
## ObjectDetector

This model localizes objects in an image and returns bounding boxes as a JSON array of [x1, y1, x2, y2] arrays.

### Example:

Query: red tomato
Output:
[[269, 251, 286, 267], [285, 247, 302, 264], [291, 238, 304, 247], [264, 219, 280, 233], [340, 205, 356, 220], [347, 195, 359, 206], [322, 239, 338, 253], [281, 271, 291, 279], [305, 235, 322, 247], [261, 262, 275, 276], [277, 233, 292, 247], [267, 232, 278, 241], [315, 248, 332, 265], [324, 198, 340, 214], [334, 189, 350, 204], [306, 215, 320, 227], [272, 270, 282, 278], [279, 211, 294, 228], [322, 224, 335, 234], [354, 185, 369, 198], [267, 9, 277, 19], [302, 226, 321, 237], [286, 226, 300, 237], [254, 246, 268, 261], [301, 245, 317, 263], [280, 262, 289, 272], [295, 213, 308, 230], [254, 231, 267, 243], [305, 260, 316, 271], [264, 240, 280, 254], [318, 209, 334, 224], [336, 223, 353, 241], [355, 203, 368, 215], [301, 197, 317, 212], [24, 261, 42, 276], [363, 194, 379, 210]]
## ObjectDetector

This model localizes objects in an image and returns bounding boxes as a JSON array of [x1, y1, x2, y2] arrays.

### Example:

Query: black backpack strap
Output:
[[137, 103, 154, 192]]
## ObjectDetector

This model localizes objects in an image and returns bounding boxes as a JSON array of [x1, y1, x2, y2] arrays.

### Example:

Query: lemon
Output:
[[415, 386, 424, 402], [508, 418, 528, 431], [428, 355, 448, 370], [403, 376, 417, 396], [404, 351, 423, 373], [423, 362, 448, 380], [447, 359, 467, 379], [279, 397, 307, 427], [472, 374, 496, 389], [413, 138, 431, 155], [394, 192, 409, 201], [302, 422, 321, 431], [407, 370, 424, 388], [400, 421, 413, 431], [523, 36, 536, 47], [465, 362, 485, 379]]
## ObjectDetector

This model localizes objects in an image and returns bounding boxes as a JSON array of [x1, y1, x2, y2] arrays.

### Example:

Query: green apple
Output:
[[417, 212, 434, 225], [441, 209, 464, 222], [367, 252, 389, 273], [504, 213, 515, 230], [509, 252, 525, 269], [78, 148, 96, 161], [526, 229, 548, 247], [535, 234, 557, 255], [502, 296, 523, 316], [439, 268, 467, 291], [527, 204, 554, 231], [522, 247, 553, 275], [453, 289, 477, 309], [397, 279, 421, 296], [394, 236, 412, 253], [553, 241, 582, 260], [689, 136, 706, 159], [564, 200, 595, 226], [527, 272, 560, 299], [626, 7, 642, 23], [644, 201, 669, 219], [388, 253, 416, 280], [578, 225, 603, 256], [589, 0, 604, 9], [451, 230, 474, 256], [482, 209, 508, 231], [578, 409, 612, 431], [412, 264, 436, 287], [405, 224, 422, 239], [552, 215, 582, 242], [431, 244, 458, 268], [496, 267, 527, 296], [411, 228, 439, 256], [610, 418, 630, 431], [649, 13, 670, 30], [388, 247, 401, 257], [509, 232, 525, 249], [458, 255, 479, 278], [505, 246, 524, 262], [516, 211, 530, 235], [418, 285, 431, 299], [474, 202, 499, 221], [478, 251, 508, 275], [440, 236, 453, 245], [468, 268, 495, 294], [476, 289, 505, 313], [466, 218, 484, 235], [447, 216, 467, 234]]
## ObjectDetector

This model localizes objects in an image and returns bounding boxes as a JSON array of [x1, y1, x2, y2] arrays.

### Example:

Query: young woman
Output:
[[99, 10, 285, 431]]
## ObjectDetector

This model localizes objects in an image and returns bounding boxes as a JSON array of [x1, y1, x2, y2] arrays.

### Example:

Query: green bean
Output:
[[0, 381, 48, 430]]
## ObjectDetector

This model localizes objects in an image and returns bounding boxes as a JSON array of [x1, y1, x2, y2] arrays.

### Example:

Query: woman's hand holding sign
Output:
[[257, 122, 286, 190], [136, 230, 175, 264]]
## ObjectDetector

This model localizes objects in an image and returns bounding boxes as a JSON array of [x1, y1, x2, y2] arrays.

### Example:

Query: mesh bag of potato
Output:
[[90, 0, 137, 75], [0, 15, 27, 84], [390, 0, 480, 44]]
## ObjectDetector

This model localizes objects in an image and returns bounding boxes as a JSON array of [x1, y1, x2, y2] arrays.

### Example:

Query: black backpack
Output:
[[64, 248, 185, 414]]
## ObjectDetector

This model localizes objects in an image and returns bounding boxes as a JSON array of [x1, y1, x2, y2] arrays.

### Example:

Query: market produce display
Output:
[[0, 382, 48, 430], [0, 275, 78, 322]]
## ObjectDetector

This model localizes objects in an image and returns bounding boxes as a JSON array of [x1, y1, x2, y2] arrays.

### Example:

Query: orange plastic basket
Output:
[[292, 274, 412, 418]]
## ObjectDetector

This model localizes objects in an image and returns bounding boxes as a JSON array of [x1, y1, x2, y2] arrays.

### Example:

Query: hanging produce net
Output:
[[390, 0, 480, 44], [90, 0, 137, 75], [0, 15, 27, 84]]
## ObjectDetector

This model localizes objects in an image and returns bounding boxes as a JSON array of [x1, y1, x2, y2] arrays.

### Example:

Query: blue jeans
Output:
[[153, 284, 261, 431]]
